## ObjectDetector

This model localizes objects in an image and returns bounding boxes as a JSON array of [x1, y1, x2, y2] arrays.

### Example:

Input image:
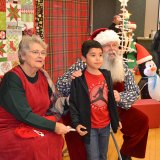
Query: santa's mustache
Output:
[[107, 51, 117, 56]]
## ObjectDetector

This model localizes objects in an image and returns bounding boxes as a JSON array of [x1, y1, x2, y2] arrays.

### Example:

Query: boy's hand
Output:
[[71, 70, 82, 79], [119, 121, 122, 129], [114, 90, 121, 102], [76, 124, 88, 136]]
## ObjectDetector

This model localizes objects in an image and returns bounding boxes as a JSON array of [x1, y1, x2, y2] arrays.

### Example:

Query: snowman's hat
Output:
[[136, 43, 152, 64], [89, 28, 120, 45]]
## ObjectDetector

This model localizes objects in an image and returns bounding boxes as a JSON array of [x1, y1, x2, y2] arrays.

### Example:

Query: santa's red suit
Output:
[[57, 28, 149, 159]]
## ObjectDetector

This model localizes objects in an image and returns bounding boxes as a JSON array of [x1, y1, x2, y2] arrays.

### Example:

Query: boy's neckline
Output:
[[86, 69, 102, 76]]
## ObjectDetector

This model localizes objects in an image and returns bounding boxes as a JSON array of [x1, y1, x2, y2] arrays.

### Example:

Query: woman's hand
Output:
[[71, 70, 82, 79], [55, 122, 70, 134], [76, 124, 88, 136]]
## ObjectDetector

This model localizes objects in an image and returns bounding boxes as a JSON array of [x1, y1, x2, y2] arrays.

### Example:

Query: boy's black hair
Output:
[[81, 40, 103, 57]]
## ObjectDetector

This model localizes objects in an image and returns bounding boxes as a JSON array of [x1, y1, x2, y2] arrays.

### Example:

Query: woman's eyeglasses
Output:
[[29, 50, 47, 56]]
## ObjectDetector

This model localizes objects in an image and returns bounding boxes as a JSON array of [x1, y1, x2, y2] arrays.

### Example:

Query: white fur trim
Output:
[[93, 30, 120, 46], [137, 55, 152, 64]]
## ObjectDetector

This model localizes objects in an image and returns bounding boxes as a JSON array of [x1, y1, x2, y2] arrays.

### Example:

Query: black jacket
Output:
[[69, 69, 119, 144], [151, 30, 160, 69]]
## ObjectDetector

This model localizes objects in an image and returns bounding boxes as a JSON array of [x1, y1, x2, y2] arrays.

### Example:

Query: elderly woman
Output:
[[0, 35, 70, 160]]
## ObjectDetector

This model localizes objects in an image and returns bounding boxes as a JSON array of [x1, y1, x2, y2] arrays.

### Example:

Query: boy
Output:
[[69, 40, 119, 160]]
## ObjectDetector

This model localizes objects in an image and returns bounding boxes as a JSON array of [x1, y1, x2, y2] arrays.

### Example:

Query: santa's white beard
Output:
[[101, 51, 125, 83]]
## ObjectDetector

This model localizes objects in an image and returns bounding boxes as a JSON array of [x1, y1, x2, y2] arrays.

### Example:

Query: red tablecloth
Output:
[[132, 99, 160, 128]]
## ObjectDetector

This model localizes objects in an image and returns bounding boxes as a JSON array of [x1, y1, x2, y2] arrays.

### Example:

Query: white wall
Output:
[[144, 0, 159, 37]]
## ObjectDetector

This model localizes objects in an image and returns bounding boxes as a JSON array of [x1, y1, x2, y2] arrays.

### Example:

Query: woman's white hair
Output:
[[18, 35, 47, 64]]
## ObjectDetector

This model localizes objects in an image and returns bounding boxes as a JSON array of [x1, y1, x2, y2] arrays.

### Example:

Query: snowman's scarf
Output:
[[143, 75, 158, 90]]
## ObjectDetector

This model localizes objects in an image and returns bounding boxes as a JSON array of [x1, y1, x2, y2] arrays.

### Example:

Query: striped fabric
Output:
[[44, 0, 89, 83]]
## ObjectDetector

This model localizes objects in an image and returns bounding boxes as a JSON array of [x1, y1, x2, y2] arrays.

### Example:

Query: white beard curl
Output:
[[101, 51, 125, 83]]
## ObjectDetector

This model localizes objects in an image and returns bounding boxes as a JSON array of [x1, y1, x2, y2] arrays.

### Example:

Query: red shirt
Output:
[[85, 70, 110, 128]]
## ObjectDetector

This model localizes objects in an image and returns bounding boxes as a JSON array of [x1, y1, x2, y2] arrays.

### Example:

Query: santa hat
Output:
[[136, 43, 152, 64], [89, 28, 120, 46]]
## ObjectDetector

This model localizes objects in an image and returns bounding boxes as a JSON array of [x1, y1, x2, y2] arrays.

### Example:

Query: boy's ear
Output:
[[81, 56, 86, 62]]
